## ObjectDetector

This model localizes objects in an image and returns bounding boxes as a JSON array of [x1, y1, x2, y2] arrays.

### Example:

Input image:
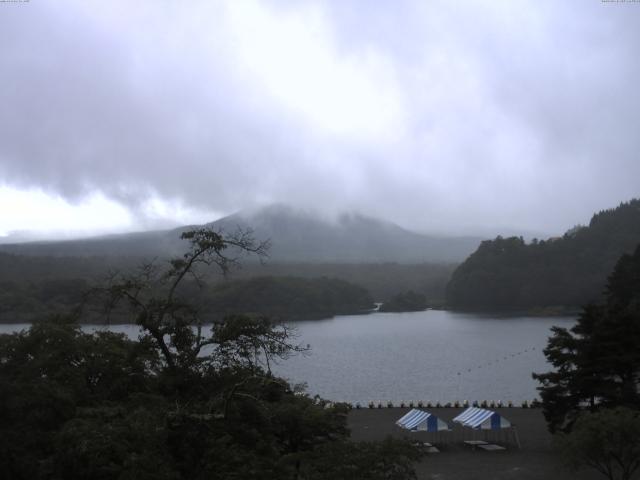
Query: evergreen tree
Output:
[[533, 244, 640, 432]]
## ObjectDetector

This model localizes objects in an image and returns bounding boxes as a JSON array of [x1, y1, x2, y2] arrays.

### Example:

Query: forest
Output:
[[0, 273, 375, 324], [446, 199, 640, 311], [0, 252, 453, 323], [205, 276, 374, 321]]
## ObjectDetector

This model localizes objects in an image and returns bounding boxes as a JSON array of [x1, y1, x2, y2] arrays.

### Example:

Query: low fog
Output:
[[1, 0, 639, 238]]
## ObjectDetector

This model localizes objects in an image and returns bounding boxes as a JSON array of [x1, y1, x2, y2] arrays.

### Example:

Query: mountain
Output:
[[209, 205, 481, 263], [446, 199, 640, 311], [0, 204, 482, 263]]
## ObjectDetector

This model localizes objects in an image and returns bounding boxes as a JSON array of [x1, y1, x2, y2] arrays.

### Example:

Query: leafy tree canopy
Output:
[[556, 407, 640, 480]]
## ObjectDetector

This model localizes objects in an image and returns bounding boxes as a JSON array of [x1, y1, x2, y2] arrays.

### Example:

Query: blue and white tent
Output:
[[452, 407, 511, 430], [396, 409, 450, 432]]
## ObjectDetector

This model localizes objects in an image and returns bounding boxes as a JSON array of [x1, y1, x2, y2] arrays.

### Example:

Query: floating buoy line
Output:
[[341, 399, 540, 409], [455, 346, 538, 377], [316, 346, 545, 410]]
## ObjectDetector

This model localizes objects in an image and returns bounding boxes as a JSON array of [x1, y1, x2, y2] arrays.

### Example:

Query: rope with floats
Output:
[[456, 346, 538, 377]]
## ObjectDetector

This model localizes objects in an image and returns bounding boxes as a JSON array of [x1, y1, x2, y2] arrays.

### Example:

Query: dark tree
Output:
[[533, 244, 640, 432], [97, 227, 270, 371]]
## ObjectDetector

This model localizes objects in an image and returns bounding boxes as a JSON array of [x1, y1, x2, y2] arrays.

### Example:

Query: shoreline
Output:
[[0, 306, 578, 325]]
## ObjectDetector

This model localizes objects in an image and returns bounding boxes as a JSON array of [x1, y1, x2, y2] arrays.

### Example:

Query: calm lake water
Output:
[[0, 310, 574, 404]]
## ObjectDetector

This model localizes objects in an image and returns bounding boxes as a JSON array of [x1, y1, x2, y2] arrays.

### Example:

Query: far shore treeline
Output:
[[0, 272, 376, 324]]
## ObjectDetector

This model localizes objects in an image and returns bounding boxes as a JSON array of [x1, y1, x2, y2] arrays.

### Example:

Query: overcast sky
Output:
[[1, 0, 639, 239]]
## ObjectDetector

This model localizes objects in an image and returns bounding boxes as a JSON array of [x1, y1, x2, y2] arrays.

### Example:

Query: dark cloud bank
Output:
[[1, 0, 639, 237]]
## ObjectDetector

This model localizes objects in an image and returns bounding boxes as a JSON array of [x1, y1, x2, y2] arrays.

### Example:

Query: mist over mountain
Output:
[[210, 205, 481, 263], [0, 205, 482, 263]]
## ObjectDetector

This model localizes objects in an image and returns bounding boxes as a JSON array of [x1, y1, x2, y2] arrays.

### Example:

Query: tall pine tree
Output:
[[533, 244, 640, 432]]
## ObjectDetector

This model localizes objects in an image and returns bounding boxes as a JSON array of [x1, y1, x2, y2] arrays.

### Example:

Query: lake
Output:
[[0, 310, 573, 404]]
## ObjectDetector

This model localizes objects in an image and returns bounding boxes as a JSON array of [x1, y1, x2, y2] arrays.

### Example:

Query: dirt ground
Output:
[[348, 407, 604, 480]]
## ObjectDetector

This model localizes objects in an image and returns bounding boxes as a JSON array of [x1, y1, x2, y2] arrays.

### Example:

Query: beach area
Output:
[[348, 407, 602, 480]]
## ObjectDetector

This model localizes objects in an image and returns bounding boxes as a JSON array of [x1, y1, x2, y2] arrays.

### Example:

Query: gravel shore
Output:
[[348, 407, 602, 480]]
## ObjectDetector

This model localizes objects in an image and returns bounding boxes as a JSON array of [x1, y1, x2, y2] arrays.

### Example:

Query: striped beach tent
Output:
[[396, 409, 450, 432], [452, 407, 511, 430]]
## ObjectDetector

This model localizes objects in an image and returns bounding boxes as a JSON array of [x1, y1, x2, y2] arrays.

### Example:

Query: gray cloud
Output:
[[1, 0, 639, 237]]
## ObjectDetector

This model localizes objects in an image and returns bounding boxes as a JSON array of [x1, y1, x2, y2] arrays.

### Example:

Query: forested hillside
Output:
[[205, 276, 374, 321], [0, 253, 451, 323], [233, 262, 455, 302], [0, 270, 374, 323], [446, 199, 640, 311]]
